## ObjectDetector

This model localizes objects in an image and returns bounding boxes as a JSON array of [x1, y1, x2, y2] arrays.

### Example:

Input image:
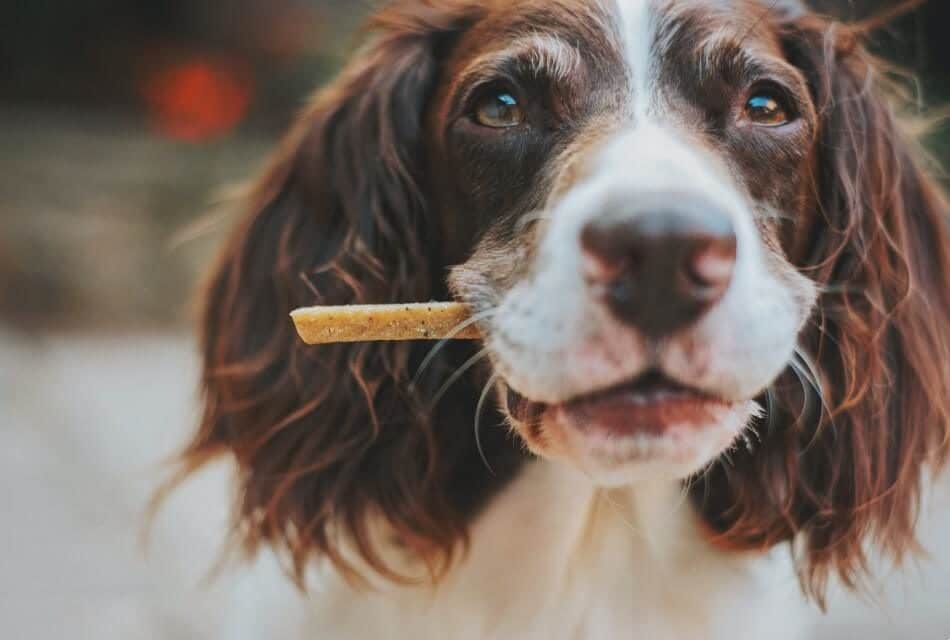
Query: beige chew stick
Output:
[[291, 302, 481, 345]]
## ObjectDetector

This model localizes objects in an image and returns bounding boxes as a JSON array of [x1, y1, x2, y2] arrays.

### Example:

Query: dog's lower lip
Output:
[[551, 373, 729, 436]]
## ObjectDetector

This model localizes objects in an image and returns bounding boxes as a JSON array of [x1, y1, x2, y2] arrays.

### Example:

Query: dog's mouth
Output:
[[506, 370, 731, 437]]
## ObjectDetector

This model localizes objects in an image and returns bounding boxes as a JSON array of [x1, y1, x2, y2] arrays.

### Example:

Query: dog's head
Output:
[[180, 0, 949, 599]]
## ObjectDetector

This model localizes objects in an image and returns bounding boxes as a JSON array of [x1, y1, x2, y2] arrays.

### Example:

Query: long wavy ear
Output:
[[695, 13, 950, 603], [173, 3, 519, 587]]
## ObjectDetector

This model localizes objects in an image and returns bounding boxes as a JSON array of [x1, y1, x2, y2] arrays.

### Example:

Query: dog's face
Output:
[[184, 0, 949, 596], [431, 0, 817, 484]]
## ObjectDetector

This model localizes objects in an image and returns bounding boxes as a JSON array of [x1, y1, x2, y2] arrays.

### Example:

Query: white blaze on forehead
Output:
[[615, 0, 657, 119]]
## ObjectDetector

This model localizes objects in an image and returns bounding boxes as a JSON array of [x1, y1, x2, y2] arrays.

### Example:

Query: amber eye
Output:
[[473, 91, 525, 128], [744, 90, 790, 127]]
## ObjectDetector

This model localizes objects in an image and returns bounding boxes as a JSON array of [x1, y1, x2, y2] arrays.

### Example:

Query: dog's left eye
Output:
[[473, 91, 525, 128], [744, 89, 791, 127]]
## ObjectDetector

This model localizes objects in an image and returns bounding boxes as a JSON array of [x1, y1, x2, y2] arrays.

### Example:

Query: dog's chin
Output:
[[506, 373, 760, 487]]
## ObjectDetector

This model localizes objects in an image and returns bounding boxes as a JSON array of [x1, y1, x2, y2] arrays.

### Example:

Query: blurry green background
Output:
[[0, 0, 946, 330]]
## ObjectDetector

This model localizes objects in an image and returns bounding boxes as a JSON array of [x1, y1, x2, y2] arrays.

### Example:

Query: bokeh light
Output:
[[142, 57, 254, 141]]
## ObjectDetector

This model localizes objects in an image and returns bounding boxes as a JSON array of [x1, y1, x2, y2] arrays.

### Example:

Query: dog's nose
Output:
[[580, 206, 736, 338]]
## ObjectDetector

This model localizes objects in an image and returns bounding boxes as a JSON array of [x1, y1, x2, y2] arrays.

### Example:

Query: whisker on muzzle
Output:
[[411, 308, 497, 390], [428, 347, 492, 410], [474, 372, 502, 475], [789, 348, 833, 438]]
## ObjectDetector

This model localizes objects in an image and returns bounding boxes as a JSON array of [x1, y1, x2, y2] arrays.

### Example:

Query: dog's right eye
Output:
[[473, 90, 525, 128], [743, 84, 795, 127]]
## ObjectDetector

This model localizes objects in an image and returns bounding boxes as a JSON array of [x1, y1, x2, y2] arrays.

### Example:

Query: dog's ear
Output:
[[696, 13, 950, 604], [174, 4, 505, 586]]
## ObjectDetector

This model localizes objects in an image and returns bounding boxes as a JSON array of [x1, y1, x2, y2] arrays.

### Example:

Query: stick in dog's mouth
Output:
[[291, 302, 481, 344]]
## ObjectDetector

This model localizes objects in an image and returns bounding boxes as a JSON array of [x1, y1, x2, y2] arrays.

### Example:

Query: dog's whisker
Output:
[[807, 315, 843, 349], [411, 308, 497, 389], [473, 372, 501, 475], [764, 387, 778, 435], [789, 350, 834, 430], [815, 283, 862, 296], [428, 347, 491, 409], [787, 358, 813, 419], [793, 349, 824, 395], [792, 349, 826, 406]]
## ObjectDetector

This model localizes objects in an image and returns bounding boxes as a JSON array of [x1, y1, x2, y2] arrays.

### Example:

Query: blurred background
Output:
[[0, 1, 947, 638]]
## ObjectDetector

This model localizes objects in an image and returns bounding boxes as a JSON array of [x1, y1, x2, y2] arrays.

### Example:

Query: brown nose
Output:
[[580, 206, 736, 339]]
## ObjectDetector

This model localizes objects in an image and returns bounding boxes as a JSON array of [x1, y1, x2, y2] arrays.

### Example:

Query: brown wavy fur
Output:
[[174, 1, 949, 601], [694, 13, 950, 604]]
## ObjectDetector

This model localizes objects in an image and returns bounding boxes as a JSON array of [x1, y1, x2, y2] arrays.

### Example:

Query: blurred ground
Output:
[[0, 331, 315, 639]]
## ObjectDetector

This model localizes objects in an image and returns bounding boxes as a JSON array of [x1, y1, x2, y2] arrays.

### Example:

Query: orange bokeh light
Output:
[[142, 57, 254, 142]]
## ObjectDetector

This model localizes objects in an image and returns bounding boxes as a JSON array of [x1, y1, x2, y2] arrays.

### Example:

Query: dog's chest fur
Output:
[[304, 462, 812, 639]]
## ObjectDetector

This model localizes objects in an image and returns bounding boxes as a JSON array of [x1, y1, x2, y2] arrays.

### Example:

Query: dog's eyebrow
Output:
[[686, 32, 809, 95], [456, 33, 582, 87], [697, 34, 770, 80]]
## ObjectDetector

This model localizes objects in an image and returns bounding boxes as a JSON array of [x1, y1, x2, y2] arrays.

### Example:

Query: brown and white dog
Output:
[[177, 1, 950, 637]]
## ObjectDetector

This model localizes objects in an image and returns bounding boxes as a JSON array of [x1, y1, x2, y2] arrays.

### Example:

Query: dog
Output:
[[176, 1, 950, 637]]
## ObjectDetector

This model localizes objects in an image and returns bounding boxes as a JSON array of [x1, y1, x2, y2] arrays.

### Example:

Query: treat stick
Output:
[[290, 302, 481, 345]]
